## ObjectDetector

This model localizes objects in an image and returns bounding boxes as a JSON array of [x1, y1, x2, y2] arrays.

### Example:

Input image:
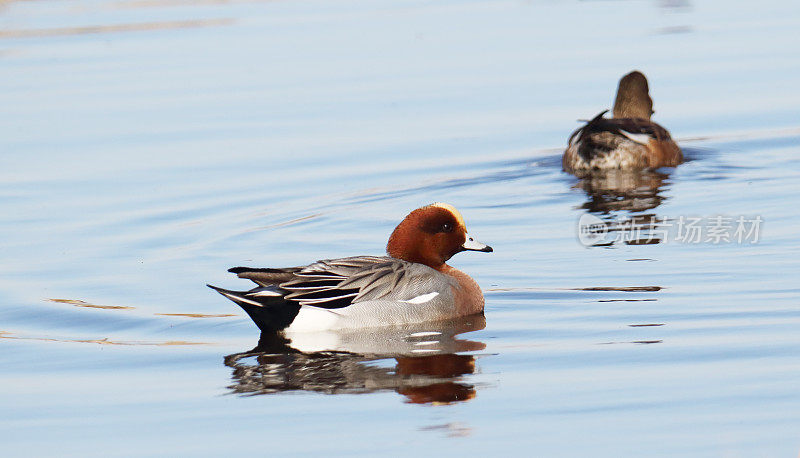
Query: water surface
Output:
[[1, 0, 799, 455]]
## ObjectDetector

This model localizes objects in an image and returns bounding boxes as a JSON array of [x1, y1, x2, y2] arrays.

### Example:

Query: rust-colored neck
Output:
[[387, 227, 445, 269]]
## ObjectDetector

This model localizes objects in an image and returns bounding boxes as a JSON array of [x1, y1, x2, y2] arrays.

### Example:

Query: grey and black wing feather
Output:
[[569, 110, 672, 161], [208, 256, 414, 332]]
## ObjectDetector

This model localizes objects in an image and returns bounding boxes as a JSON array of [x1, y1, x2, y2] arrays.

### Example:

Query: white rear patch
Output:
[[401, 292, 439, 304], [285, 306, 342, 332]]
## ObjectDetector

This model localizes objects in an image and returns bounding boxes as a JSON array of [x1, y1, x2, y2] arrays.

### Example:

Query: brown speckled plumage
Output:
[[563, 71, 683, 174]]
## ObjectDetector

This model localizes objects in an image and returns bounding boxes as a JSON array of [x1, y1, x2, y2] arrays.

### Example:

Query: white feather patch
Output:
[[400, 292, 439, 304], [408, 331, 442, 337], [221, 291, 264, 307], [619, 130, 652, 145], [249, 289, 282, 297], [284, 306, 342, 332]]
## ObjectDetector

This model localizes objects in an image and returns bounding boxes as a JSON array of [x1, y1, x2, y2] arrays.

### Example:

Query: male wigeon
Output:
[[563, 70, 683, 174], [209, 203, 492, 333]]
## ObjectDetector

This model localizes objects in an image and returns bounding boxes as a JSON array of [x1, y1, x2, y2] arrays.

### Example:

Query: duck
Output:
[[208, 203, 493, 333], [562, 70, 683, 174]]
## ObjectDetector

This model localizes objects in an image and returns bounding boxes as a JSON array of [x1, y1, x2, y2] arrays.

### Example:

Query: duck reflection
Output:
[[572, 169, 675, 247], [224, 315, 486, 404], [575, 169, 670, 214]]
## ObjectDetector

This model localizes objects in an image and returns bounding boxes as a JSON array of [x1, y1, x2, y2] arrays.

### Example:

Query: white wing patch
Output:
[[408, 331, 442, 337], [619, 130, 652, 145], [249, 289, 282, 297], [400, 292, 440, 304]]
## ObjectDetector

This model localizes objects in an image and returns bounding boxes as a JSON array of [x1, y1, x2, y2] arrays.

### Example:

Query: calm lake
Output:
[[1, 0, 799, 455]]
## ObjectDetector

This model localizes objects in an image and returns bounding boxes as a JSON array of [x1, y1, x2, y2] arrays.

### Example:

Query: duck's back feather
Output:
[[564, 111, 682, 172], [210, 256, 460, 332]]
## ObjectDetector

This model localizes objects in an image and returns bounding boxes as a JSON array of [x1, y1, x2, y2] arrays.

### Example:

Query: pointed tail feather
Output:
[[207, 284, 300, 333]]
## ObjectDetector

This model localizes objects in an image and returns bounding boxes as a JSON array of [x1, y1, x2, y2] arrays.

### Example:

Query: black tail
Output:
[[207, 284, 300, 333], [228, 266, 289, 275], [573, 110, 627, 161], [226, 266, 297, 287]]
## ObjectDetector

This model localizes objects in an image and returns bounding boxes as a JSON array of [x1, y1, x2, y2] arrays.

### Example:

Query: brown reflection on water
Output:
[[598, 298, 657, 303], [224, 315, 486, 405], [572, 168, 677, 247], [0, 18, 233, 39], [657, 0, 692, 11], [48, 298, 134, 310], [47, 298, 240, 318], [578, 286, 661, 292], [487, 286, 661, 292], [575, 169, 670, 214], [599, 340, 663, 345], [0, 330, 209, 346], [420, 422, 472, 437], [114, 0, 277, 9]]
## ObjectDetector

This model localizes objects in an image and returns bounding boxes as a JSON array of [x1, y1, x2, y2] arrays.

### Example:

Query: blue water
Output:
[[1, 0, 799, 455]]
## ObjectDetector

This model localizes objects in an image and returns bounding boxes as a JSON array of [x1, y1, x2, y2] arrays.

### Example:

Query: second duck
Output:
[[563, 70, 683, 174]]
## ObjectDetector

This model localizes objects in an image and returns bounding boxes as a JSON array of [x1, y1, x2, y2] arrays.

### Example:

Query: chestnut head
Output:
[[386, 203, 492, 269]]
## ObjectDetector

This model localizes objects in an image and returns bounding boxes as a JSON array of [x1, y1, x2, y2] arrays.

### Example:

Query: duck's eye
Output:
[[440, 223, 454, 233]]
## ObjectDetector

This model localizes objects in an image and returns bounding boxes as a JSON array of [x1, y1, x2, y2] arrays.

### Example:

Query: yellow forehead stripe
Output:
[[431, 202, 466, 228]]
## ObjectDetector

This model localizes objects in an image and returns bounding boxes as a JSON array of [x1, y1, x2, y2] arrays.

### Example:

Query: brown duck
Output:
[[563, 71, 683, 174]]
